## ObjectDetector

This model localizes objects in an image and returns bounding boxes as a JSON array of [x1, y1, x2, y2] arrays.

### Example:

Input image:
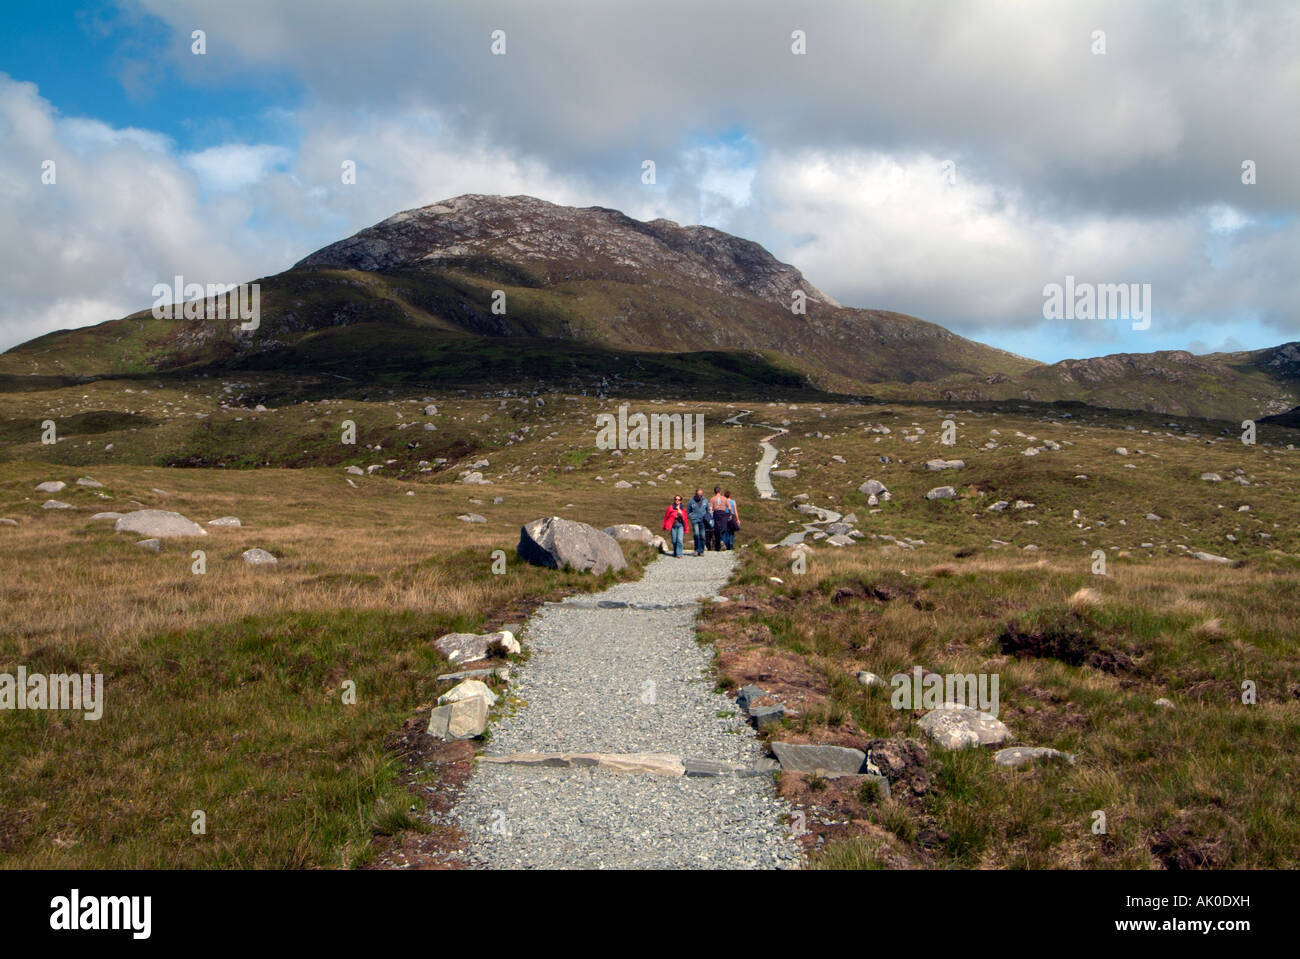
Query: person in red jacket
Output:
[[661, 494, 690, 558]]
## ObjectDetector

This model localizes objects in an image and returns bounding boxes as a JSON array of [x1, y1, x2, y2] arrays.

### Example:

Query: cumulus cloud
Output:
[[1, 0, 1296, 360]]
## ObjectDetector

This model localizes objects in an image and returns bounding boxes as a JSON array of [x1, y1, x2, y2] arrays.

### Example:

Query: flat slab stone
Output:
[[436, 666, 510, 683], [36, 481, 66, 493], [90, 512, 123, 521], [925, 486, 957, 500], [114, 509, 207, 538], [479, 752, 685, 777], [994, 746, 1075, 767], [771, 742, 867, 777], [749, 704, 785, 729], [918, 705, 1012, 749], [208, 516, 242, 527]]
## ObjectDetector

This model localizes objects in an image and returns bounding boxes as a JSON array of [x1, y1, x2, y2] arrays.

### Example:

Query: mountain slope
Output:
[[2, 193, 1296, 421]]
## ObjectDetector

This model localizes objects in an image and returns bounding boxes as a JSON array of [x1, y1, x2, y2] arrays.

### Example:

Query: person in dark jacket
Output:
[[685, 488, 711, 556], [661, 495, 690, 557], [708, 486, 729, 551]]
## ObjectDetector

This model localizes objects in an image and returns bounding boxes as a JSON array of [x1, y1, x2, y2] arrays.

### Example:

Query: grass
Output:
[[1, 375, 1297, 868]]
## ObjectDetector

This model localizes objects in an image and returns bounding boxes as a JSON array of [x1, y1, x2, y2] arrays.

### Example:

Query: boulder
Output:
[[770, 742, 868, 778], [859, 479, 887, 496], [344, 465, 364, 475], [918, 705, 1012, 749], [114, 510, 206, 538], [90, 512, 122, 521], [42, 500, 73, 510], [208, 516, 242, 527], [0, 518, 17, 527], [241, 548, 278, 566], [925, 459, 965, 471], [426, 695, 488, 740], [35, 481, 66, 493], [437, 679, 498, 708], [136, 538, 162, 552], [457, 513, 487, 524], [925, 486, 957, 500], [76, 477, 104, 488], [603, 523, 655, 544], [434, 630, 520, 665], [517, 516, 626, 574], [1192, 551, 1232, 564], [825, 534, 855, 547]]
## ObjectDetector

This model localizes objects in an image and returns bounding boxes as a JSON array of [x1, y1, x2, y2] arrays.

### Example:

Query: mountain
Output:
[[2, 193, 1296, 420]]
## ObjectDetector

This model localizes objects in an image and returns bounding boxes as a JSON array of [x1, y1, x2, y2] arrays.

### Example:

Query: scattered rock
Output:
[[208, 516, 242, 527], [925, 459, 965, 471], [136, 538, 162, 552], [859, 479, 888, 496], [76, 477, 104, 488], [1192, 551, 1233, 564], [434, 630, 520, 665], [241, 548, 278, 566], [771, 742, 868, 778], [925, 486, 956, 500], [458, 513, 487, 523], [42, 500, 73, 510], [994, 746, 1076, 767], [35, 481, 66, 493], [1154, 698, 1176, 709], [603, 524, 654, 544], [917, 705, 1012, 749], [857, 671, 887, 688], [114, 509, 206, 538], [427, 695, 489, 740], [438, 679, 499, 709]]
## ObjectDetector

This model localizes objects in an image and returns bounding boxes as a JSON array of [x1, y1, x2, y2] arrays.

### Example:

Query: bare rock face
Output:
[[517, 516, 626, 575], [113, 510, 207, 538], [295, 194, 840, 310]]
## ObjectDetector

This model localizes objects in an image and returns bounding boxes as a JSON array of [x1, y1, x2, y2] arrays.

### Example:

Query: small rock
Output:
[[241, 548, 278, 566]]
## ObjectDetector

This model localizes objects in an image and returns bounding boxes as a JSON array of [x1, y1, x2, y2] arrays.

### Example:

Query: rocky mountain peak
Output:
[[295, 193, 839, 308]]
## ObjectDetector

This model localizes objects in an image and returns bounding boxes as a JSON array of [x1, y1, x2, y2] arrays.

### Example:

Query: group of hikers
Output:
[[660, 486, 741, 557]]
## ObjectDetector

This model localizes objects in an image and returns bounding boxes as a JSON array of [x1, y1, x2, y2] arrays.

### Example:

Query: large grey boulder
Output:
[[603, 524, 654, 544], [114, 509, 207, 538], [518, 516, 626, 574], [859, 479, 888, 496], [918, 705, 1012, 749], [770, 742, 867, 778]]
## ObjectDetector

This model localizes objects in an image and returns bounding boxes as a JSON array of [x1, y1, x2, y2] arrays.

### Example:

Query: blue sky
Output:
[[1, 0, 1296, 362]]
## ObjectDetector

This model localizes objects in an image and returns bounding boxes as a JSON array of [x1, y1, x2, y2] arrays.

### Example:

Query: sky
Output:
[[0, 0, 1296, 361]]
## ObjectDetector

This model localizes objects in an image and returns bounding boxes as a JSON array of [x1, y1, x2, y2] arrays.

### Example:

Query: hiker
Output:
[[685, 488, 711, 556], [661, 494, 690, 558], [709, 485, 729, 551], [721, 488, 740, 549]]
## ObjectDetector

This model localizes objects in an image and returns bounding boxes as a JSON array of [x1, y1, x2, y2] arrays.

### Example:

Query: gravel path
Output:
[[447, 549, 802, 869]]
